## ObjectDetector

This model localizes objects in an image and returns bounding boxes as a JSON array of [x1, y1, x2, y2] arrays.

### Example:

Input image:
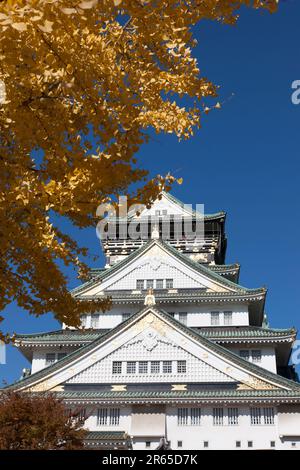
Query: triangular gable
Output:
[[72, 239, 259, 298], [8, 306, 300, 394], [126, 191, 225, 221]]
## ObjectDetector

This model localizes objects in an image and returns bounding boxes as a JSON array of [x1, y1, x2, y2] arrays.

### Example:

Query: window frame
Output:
[[211, 311, 220, 326], [162, 360, 172, 374], [177, 360, 187, 374], [112, 361, 122, 375]]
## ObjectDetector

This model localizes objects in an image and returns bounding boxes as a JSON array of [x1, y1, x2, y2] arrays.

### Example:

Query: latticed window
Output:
[[162, 361, 172, 374], [168, 312, 175, 318], [126, 361, 136, 374], [224, 311, 232, 326], [252, 350, 262, 363], [122, 312, 131, 322], [75, 408, 86, 423], [213, 408, 224, 426], [151, 361, 160, 374], [91, 314, 99, 328], [211, 312, 220, 326], [112, 361, 122, 374], [166, 279, 173, 289], [177, 408, 189, 426], [191, 408, 201, 426], [239, 350, 250, 361], [45, 353, 56, 366], [177, 360, 186, 374], [136, 279, 144, 290], [139, 361, 148, 374], [57, 353, 67, 361], [97, 408, 108, 426], [109, 408, 120, 426], [80, 314, 87, 327], [156, 279, 164, 289], [146, 279, 154, 289], [228, 407, 239, 426], [263, 408, 275, 425], [250, 407, 261, 425], [179, 312, 187, 325]]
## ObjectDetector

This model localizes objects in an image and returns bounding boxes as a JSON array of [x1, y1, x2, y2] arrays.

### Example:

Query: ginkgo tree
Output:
[[0, 0, 278, 339]]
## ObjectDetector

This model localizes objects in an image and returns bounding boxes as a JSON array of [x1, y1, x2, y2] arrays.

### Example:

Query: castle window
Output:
[[146, 279, 154, 289], [57, 353, 67, 361], [213, 407, 223, 426], [236, 441, 241, 448], [77, 408, 86, 423], [146, 441, 151, 448], [248, 441, 253, 448], [162, 361, 172, 374], [156, 279, 164, 289], [263, 407, 274, 425], [211, 312, 220, 326], [136, 279, 144, 290], [126, 361, 136, 374], [45, 353, 56, 366], [138, 361, 148, 374], [177, 441, 183, 448], [191, 408, 201, 426], [122, 312, 131, 322], [224, 311, 232, 326], [112, 361, 122, 375], [204, 441, 209, 448], [91, 314, 99, 328], [166, 279, 173, 289], [228, 407, 239, 426], [177, 408, 188, 426], [97, 408, 108, 426], [250, 407, 261, 425], [151, 361, 160, 374], [270, 441, 275, 448], [239, 350, 250, 361], [179, 312, 187, 325], [109, 408, 120, 426], [177, 360, 186, 374], [252, 350, 262, 363]]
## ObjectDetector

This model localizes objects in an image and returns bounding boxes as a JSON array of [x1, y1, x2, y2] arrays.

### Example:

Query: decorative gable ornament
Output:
[[144, 289, 156, 306], [142, 329, 158, 351]]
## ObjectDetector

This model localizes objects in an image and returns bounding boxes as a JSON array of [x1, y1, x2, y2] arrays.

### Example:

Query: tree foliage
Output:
[[0, 391, 87, 449], [0, 1, 278, 337]]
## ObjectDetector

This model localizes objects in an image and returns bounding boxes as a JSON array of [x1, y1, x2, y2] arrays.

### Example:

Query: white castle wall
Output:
[[79, 404, 300, 450], [72, 303, 249, 330]]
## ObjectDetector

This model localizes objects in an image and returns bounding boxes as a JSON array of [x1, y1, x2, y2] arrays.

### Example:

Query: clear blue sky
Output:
[[1, 1, 300, 385]]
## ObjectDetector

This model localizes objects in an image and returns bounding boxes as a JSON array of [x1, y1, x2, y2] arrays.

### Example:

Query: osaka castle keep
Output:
[[7, 191, 300, 450]]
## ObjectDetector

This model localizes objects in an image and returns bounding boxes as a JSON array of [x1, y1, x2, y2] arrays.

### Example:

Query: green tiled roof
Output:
[[58, 389, 300, 401], [6, 305, 300, 393], [15, 329, 110, 344], [85, 431, 128, 441], [15, 326, 296, 346], [193, 326, 296, 340], [72, 239, 264, 297]]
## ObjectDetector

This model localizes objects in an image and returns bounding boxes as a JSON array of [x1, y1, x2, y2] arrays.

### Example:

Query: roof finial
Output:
[[144, 288, 156, 306]]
